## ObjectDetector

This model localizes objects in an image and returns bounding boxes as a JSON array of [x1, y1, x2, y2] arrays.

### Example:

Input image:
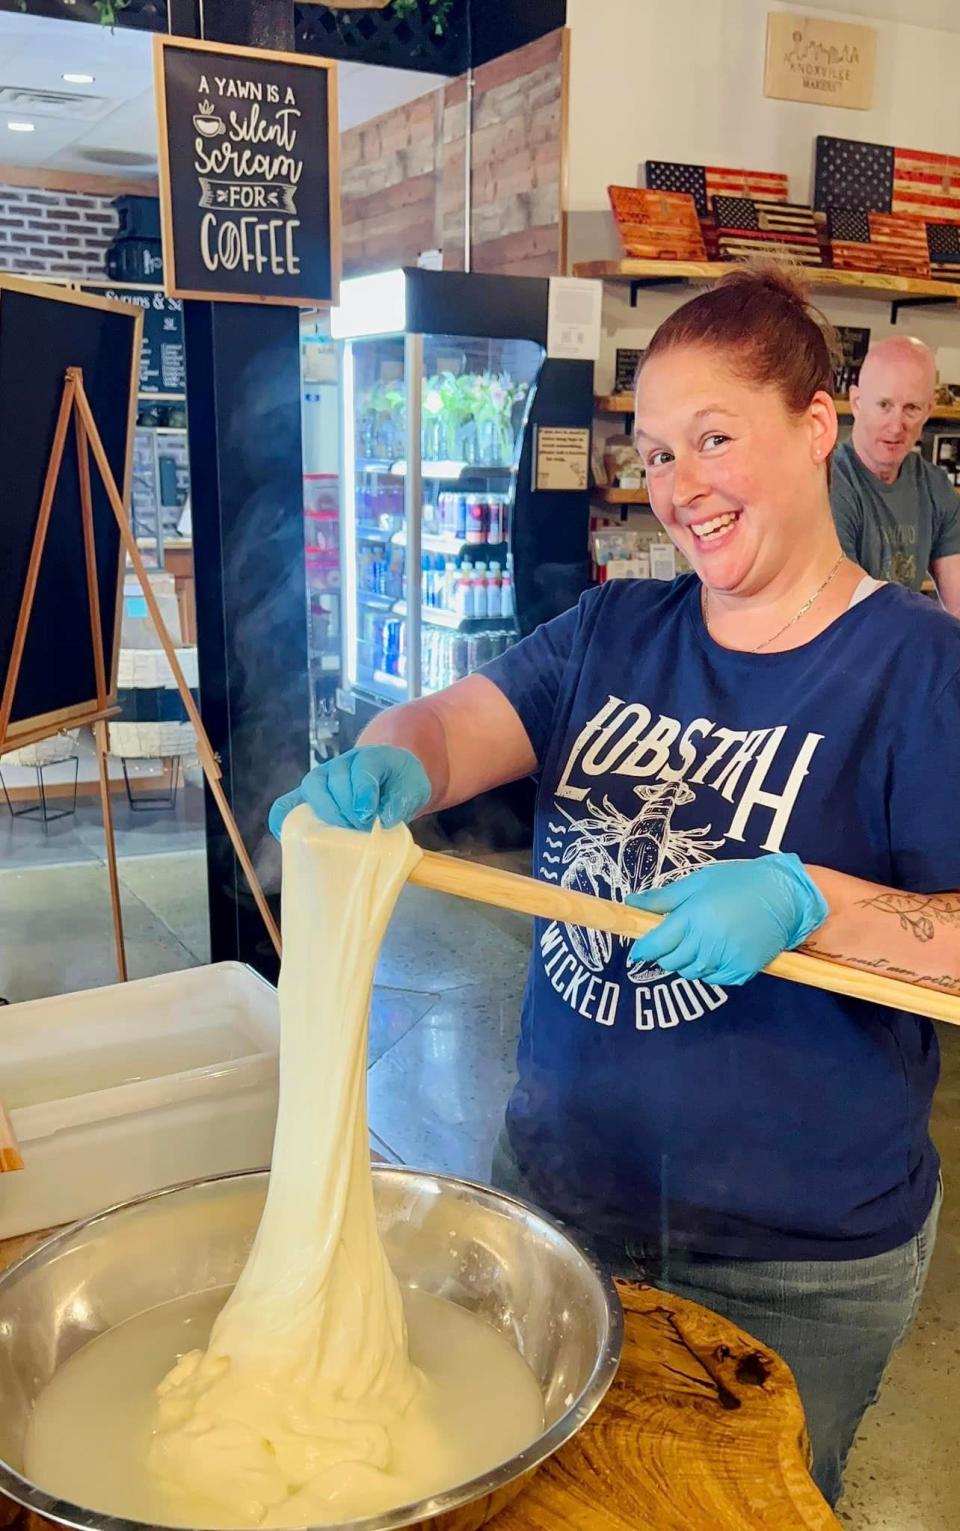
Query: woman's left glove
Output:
[[625, 853, 828, 986]]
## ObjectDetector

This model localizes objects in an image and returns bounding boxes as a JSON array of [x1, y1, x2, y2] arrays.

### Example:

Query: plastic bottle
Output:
[[443, 559, 458, 611], [489, 561, 502, 616], [500, 569, 514, 620], [456, 569, 473, 620], [420, 553, 430, 607]]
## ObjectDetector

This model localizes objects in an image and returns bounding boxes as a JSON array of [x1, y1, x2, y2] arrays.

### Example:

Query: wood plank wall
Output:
[[340, 29, 566, 279]]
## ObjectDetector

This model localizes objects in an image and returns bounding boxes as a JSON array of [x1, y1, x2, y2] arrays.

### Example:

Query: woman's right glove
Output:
[[268, 745, 432, 839]]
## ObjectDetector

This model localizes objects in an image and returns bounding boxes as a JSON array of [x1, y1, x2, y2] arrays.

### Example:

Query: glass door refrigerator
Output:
[[300, 313, 341, 759], [331, 269, 593, 747]]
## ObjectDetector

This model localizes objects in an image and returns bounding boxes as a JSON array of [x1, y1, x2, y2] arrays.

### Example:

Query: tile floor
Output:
[[0, 823, 956, 1527]]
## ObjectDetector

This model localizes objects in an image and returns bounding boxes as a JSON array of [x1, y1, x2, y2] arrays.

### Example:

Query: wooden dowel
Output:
[[0, 375, 75, 749], [94, 718, 128, 983], [0, 706, 120, 760], [71, 374, 282, 962], [76, 408, 109, 710], [408, 851, 960, 1029], [0, 1103, 24, 1174], [75, 396, 127, 984]]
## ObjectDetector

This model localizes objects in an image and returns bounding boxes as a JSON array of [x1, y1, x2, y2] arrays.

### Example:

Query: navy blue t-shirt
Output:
[[483, 576, 960, 1260]]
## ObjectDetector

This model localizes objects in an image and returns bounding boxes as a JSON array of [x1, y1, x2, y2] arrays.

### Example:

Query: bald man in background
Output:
[[831, 336, 960, 616]]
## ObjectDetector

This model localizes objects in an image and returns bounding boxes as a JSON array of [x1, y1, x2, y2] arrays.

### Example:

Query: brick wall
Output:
[[0, 183, 118, 279], [341, 29, 567, 279], [445, 31, 566, 276], [340, 91, 443, 274]]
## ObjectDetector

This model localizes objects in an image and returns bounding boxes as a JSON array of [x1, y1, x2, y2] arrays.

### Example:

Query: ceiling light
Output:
[[7, 121, 35, 132], [62, 72, 95, 84]]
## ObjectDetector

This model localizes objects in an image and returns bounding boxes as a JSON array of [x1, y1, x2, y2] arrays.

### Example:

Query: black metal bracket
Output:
[[890, 295, 958, 325], [630, 278, 685, 308]]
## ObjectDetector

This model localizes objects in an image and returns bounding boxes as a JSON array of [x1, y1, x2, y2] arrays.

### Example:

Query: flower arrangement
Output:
[[359, 379, 406, 458], [361, 369, 529, 466]]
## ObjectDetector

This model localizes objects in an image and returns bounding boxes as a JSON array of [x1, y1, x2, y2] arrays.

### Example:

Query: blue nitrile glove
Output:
[[625, 854, 828, 986], [268, 745, 431, 839]]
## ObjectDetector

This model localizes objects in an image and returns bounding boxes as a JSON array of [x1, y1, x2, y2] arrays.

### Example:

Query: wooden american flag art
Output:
[[926, 223, 960, 280], [645, 161, 789, 259], [712, 196, 823, 266], [814, 136, 960, 225], [607, 186, 706, 262], [827, 209, 930, 278]]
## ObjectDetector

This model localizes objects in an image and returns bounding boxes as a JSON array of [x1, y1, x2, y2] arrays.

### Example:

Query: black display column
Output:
[[172, 0, 309, 982]]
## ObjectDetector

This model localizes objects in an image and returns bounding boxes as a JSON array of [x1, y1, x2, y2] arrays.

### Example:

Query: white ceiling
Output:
[[0, 11, 444, 177]]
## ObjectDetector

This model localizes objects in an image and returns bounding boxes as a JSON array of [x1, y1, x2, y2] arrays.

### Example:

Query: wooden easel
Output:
[[0, 367, 282, 981]]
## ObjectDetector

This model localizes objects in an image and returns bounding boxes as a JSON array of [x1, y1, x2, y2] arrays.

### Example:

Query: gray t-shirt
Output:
[[830, 440, 960, 590]]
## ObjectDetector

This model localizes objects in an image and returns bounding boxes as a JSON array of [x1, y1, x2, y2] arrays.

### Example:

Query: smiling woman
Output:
[[270, 259, 960, 1510], [632, 263, 844, 643]]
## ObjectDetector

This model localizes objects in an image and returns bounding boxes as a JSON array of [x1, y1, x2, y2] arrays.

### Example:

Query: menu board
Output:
[[153, 35, 340, 307], [84, 287, 185, 396]]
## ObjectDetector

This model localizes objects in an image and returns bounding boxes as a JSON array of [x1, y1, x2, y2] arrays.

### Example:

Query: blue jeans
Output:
[[491, 1131, 940, 1507]]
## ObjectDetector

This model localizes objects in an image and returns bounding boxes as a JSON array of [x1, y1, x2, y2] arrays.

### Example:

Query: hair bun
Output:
[[720, 258, 810, 311], [638, 257, 840, 414]]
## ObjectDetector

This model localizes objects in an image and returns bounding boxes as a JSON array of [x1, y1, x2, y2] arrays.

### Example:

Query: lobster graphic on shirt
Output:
[[546, 780, 723, 984]]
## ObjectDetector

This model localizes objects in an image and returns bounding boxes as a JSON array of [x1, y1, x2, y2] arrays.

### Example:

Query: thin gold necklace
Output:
[[702, 554, 847, 653]]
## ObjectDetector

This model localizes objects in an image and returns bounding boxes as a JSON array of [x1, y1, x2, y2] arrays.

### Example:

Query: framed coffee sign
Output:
[[153, 35, 340, 307]]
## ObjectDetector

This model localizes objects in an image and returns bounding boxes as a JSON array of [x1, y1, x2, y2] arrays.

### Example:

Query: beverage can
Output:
[[465, 497, 485, 544], [452, 634, 469, 680], [473, 633, 493, 667], [487, 497, 503, 543], [454, 494, 467, 541]]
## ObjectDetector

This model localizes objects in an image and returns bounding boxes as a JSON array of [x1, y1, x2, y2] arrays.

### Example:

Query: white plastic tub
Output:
[[0, 963, 279, 1238]]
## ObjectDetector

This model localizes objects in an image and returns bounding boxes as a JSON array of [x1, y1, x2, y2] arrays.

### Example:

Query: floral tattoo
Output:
[[858, 892, 960, 944]]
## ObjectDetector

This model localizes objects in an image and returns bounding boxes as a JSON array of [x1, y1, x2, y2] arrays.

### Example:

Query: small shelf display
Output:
[[591, 486, 649, 506]]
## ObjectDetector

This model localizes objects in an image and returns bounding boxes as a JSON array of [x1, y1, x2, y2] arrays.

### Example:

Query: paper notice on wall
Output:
[[547, 277, 602, 361], [534, 426, 591, 491]]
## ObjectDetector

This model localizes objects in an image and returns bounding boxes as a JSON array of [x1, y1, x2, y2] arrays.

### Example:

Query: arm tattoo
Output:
[[856, 891, 960, 944], [809, 948, 960, 997]]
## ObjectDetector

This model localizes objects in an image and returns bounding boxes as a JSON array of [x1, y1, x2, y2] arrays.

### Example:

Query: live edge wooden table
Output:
[[0, 1230, 839, 1531]]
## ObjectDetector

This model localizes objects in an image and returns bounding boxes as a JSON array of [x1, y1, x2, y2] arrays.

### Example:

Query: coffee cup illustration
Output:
[[194, 99, 226, 138]]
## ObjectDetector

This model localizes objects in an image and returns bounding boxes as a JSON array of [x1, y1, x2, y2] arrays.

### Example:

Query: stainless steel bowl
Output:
[[0, 1167, 623, 1531]]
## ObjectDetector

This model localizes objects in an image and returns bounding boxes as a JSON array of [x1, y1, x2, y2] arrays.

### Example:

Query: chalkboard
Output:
[[0, 278, 141, 748], [81, 285, 185, 396], [154, 35, 340, 307]]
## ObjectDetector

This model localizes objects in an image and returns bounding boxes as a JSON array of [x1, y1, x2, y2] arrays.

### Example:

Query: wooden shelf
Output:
[[573, 258, 960, 303], [596, 394, 960, 423], [591, 486, 649, 505]]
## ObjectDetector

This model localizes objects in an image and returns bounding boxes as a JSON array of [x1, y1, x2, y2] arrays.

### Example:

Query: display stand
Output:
[[0, 368, 282, 982], [0, 372, 128, 985]]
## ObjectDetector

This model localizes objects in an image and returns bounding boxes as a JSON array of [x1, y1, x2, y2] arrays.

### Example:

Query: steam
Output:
[[199, 334, 312, 903]]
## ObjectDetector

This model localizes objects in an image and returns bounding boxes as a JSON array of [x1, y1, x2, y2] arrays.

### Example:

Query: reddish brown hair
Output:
[[637, 261, 839, 415]]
